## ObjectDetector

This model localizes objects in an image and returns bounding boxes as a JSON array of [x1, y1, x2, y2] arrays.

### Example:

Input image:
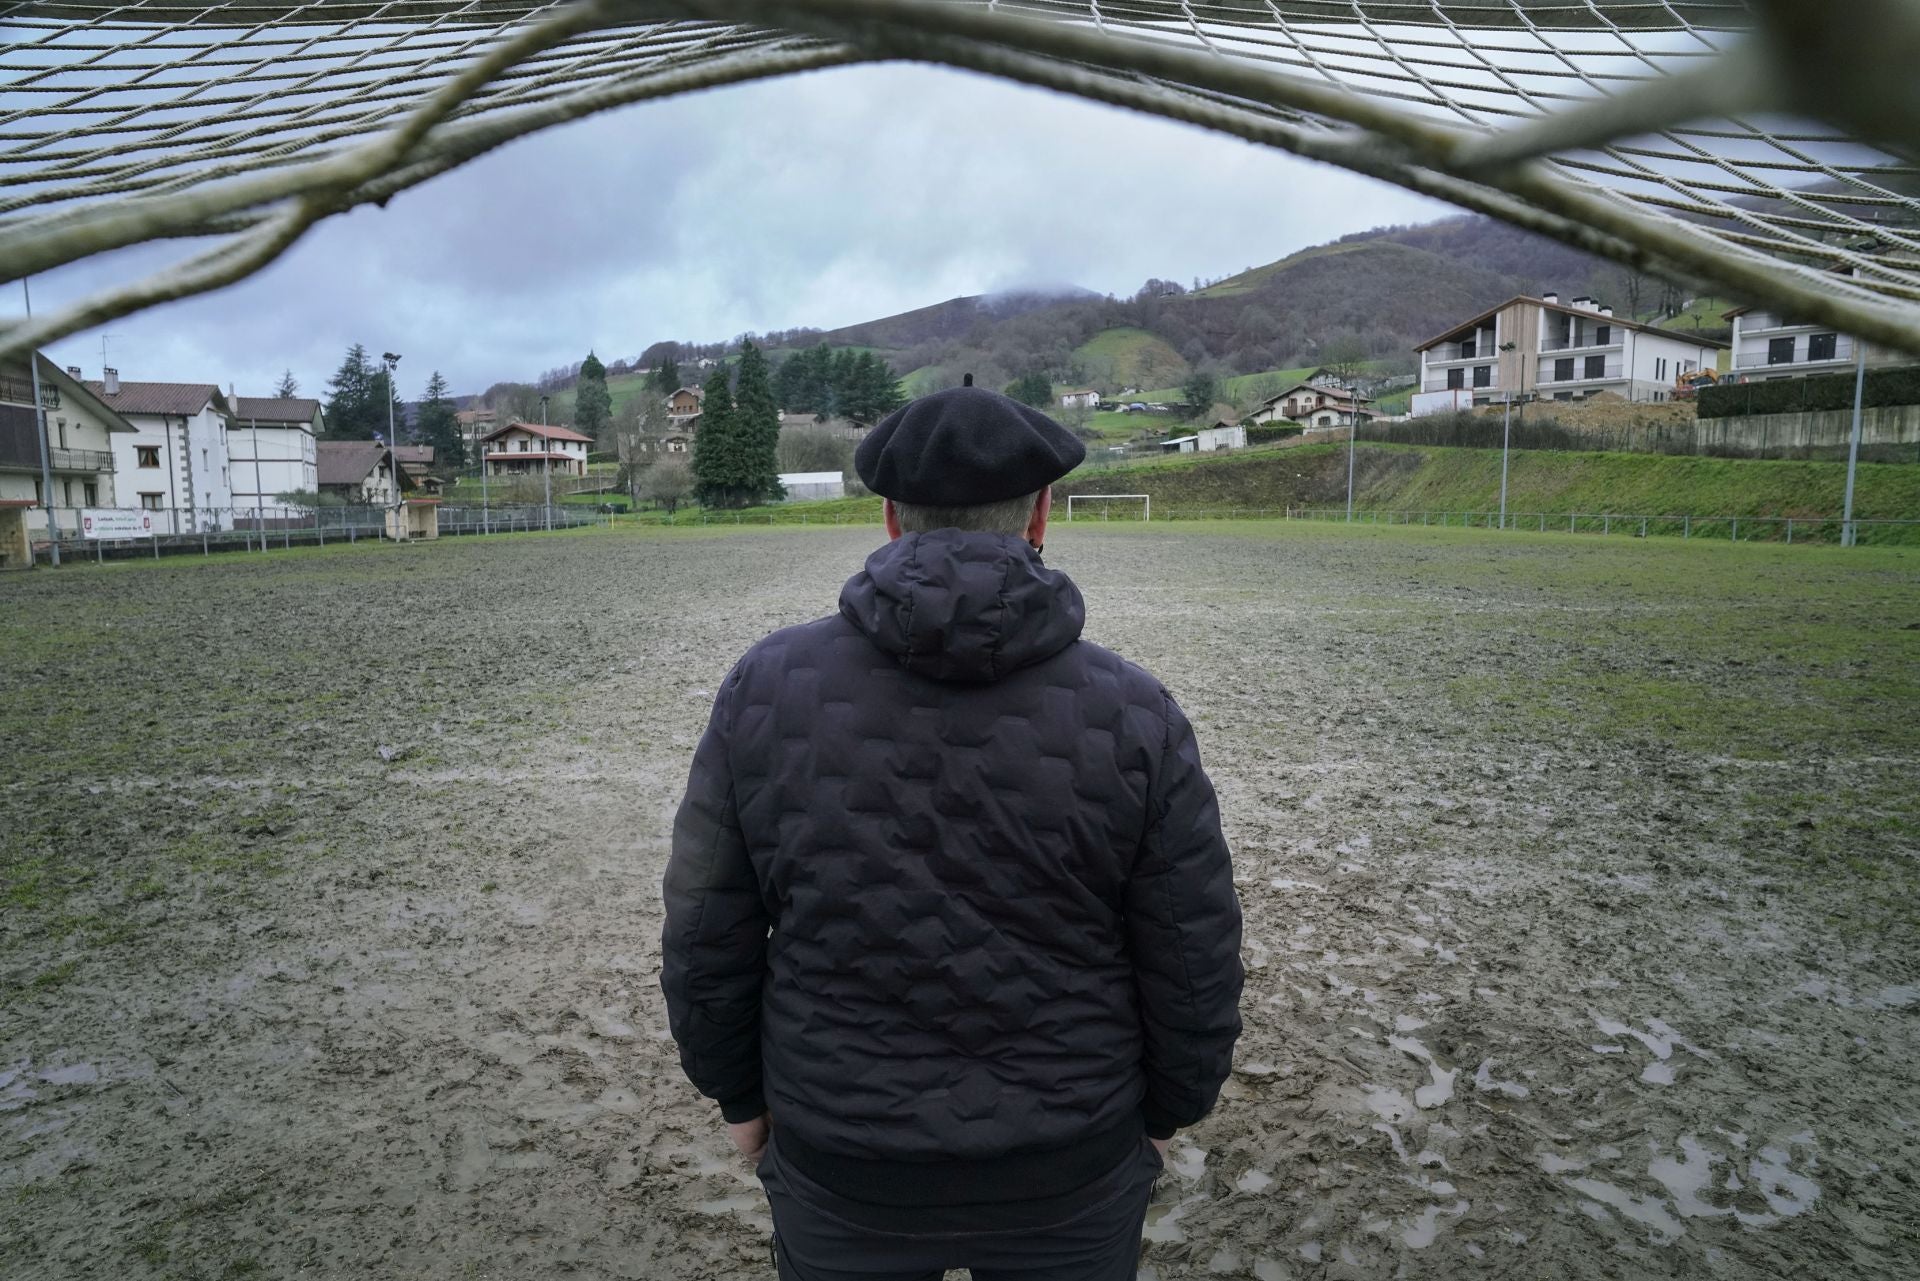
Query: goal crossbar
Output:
[[1066, 494, 1151, 522]]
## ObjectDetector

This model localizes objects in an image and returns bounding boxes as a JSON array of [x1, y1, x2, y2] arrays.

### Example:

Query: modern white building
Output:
[[1057, 388, 1102, 410], [481, 421, 592, 478], [86, 373, 233, 532], [1414, 292, 1724, 413], [1722, 306, 1901, 381], [778, 470, 845, 501], [0, 354, 134, 535], [231, 397, 323, 517]]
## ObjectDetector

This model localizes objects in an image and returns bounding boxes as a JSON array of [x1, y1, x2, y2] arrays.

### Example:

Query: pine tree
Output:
[[416, 371, 462, 468], [773, 351, 807, 413], [1006, 370, 1052, 408], [273, 369, 299, 398], [691, 364, 740, 508], [732, 339, 783, 504], [849, 352, 905, 421], [369, 365, 408, 443], [828, 349, 860, 418], [576, 350, 612, 443], [652, 354, 682, 396], [324, 344, 376, 439]]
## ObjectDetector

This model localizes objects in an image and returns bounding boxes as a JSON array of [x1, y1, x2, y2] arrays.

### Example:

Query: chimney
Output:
[[66, 365, 82, 378], [103, 367, 119, 395], [1541, 292, 1559, 305], [1599, 305, 1614, 317], [1572, 295, 1594, 310]]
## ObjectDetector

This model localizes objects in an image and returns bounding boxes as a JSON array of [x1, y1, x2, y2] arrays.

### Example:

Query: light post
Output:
[[1842, 343, 1866, 547], [20, 280, 60, 566], [539, 393, 552, 532], [478, 420, 490, 534], [382, 352, 402, 541], [1344, 410, 1357, 523], [1498, 341, 1517, 528]]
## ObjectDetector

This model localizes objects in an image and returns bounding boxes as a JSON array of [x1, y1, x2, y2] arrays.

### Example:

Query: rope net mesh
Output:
[[2, 0, 1917, 360]]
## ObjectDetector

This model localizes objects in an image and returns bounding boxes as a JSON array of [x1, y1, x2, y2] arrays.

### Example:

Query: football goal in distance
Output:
[[1065, 495, 1150, 522]]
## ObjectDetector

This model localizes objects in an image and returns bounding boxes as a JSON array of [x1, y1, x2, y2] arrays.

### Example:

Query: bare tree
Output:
[[777, 424, 854, 475], [1322, 334, 1370, 389], [609, 392, 664, 502], [641, 455, 693, 516]]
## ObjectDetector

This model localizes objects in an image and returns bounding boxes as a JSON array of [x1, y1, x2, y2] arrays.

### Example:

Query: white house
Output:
[[778, 470, 845, 501], [230, 396, 323, 517], [87, 373, 234, 532], [1414, 292, 1723, 412], [1722, 305, 1901, 381], [1247, 381, 1374, 426], [481, 421, 592, 478], [0, 354, 134, 536], [1057, 388, 1101, 410], [317, 440, 407, 505]]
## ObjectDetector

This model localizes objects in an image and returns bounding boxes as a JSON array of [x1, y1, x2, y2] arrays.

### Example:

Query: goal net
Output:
[[1067, 494, 1151, 522], [3, 1, 1917, 362]]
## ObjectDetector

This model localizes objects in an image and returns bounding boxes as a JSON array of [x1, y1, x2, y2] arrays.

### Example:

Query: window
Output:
[[202, 448, 209, 469], [1554, 358, 1575, 382], [1555, 392, 1574, 402], [1808, 332, 1838, 361], [1768, 336, 1796, 365], [57, 419, 68, 449], [1597, 325, 1612, 345], [84, 482, 97, 506], [140, 492, 163, 510], [1446, 367, 1464, 390], [137, 445, 161, 468], [32, 478, 43, 504], [63, 479, 73, 505], [1473, 365, 1492, 388], [518, 439, 529, 452], [1459, 340, 1476, 359], [1585, 355, 1607, 379]]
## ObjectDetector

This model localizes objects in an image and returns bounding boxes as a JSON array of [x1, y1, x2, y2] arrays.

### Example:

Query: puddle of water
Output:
[[1236, 1168, 1273, 1193], [1474, 1058, 1530, 1099]]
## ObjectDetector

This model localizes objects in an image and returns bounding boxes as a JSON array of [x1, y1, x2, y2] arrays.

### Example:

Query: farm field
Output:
[[3, 523, 1918, 1279]]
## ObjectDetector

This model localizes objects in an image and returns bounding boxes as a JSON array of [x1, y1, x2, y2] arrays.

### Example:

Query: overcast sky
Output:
[[24, 63, 1451, 402]]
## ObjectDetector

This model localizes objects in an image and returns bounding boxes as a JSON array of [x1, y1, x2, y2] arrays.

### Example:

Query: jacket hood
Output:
[[839, 530, 1085, 683]]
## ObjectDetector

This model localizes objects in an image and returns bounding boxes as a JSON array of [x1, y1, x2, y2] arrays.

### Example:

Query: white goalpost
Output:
[[1066, 494, 1150, 522]]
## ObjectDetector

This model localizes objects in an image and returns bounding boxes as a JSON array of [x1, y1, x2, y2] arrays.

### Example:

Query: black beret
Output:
[[856, 382, 1086, 506]]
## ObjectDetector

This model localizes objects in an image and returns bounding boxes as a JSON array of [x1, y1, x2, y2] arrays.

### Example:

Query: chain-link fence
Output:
[[27, 503, 608, 565]]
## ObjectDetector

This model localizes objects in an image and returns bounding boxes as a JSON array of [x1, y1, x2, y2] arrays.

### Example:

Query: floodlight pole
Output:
[[1499, 341, 1518, 528], [21, 281, 60, 565], [540, 393, 552, 531], [1345, 417, 1356, 522], [1841, 343, 1865, 547], [383, 352, 402, 541]]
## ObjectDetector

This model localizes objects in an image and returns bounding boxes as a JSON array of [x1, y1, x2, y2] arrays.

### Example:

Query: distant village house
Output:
[[481, 421, 591, 477], [0, 354, 134, 535], [1057, 388, 1101, 410]]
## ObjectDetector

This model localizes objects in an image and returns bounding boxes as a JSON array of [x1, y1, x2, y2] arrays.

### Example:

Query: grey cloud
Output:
[[32, 64, 1450, 401]]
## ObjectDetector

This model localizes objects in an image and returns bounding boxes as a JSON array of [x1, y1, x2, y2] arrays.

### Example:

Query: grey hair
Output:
[[892, 491, 1041, 538]]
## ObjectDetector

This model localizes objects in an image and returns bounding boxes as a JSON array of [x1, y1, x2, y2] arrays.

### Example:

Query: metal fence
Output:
[[1263, 507, 1920, 546], [28, 502, 607, 564]]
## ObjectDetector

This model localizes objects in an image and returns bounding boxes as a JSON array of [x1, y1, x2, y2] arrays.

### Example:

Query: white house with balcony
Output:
[[0, 354, 134, 535], [231, 396, 322, 517], [87, 372, 234, 533], [481, 421, 592, 477], [1722, 306, 1901, 381], [1413, 292, 1724, 414]]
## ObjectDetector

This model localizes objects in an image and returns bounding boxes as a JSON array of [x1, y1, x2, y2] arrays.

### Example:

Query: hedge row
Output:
[[1698, 365, 1920, 419], [1247, 423, 1304, 445]]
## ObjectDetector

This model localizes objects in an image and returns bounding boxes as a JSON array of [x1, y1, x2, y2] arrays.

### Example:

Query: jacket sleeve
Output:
[[1127, 689, 1244, 1140], [661, 671, 772, 1122]]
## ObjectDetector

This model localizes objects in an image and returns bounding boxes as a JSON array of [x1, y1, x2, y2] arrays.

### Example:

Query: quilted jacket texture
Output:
[[662, 528, 1243, 1200]]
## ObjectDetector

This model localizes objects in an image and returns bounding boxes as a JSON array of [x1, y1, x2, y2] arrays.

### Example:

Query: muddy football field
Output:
[[3, 521, 1917, 1280]]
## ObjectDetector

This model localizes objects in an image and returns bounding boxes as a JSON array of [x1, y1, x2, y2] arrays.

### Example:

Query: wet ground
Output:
[[3, 521, 1917, 1279]]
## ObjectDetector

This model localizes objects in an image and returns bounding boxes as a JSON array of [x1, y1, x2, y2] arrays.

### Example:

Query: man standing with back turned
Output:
[[662, 379, 1243, 1280]]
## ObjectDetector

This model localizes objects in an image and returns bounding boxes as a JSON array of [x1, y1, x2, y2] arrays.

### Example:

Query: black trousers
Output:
[[756, 1131, 1164, 1281]]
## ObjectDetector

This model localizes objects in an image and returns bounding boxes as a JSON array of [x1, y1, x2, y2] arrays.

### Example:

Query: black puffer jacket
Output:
[[662, 529, 1242, 1203]]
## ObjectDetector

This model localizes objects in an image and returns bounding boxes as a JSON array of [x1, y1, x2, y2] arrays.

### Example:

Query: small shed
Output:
[[1159, 435, 1199, 454], [384, 497, 441, 541], [778, 470, 845, 502], [0, 499, 33, 569]]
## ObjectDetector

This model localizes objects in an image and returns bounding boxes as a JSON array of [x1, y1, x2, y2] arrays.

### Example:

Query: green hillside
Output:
[[1053, 443, 1920, 524], [1072, 327, 1188, 389]]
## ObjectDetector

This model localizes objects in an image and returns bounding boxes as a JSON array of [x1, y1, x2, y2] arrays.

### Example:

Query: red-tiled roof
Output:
[[392, 445, 435, 465], [232, 396, 320, 423], [86, 380, 222, 417], [482, 420, 592, 443]]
